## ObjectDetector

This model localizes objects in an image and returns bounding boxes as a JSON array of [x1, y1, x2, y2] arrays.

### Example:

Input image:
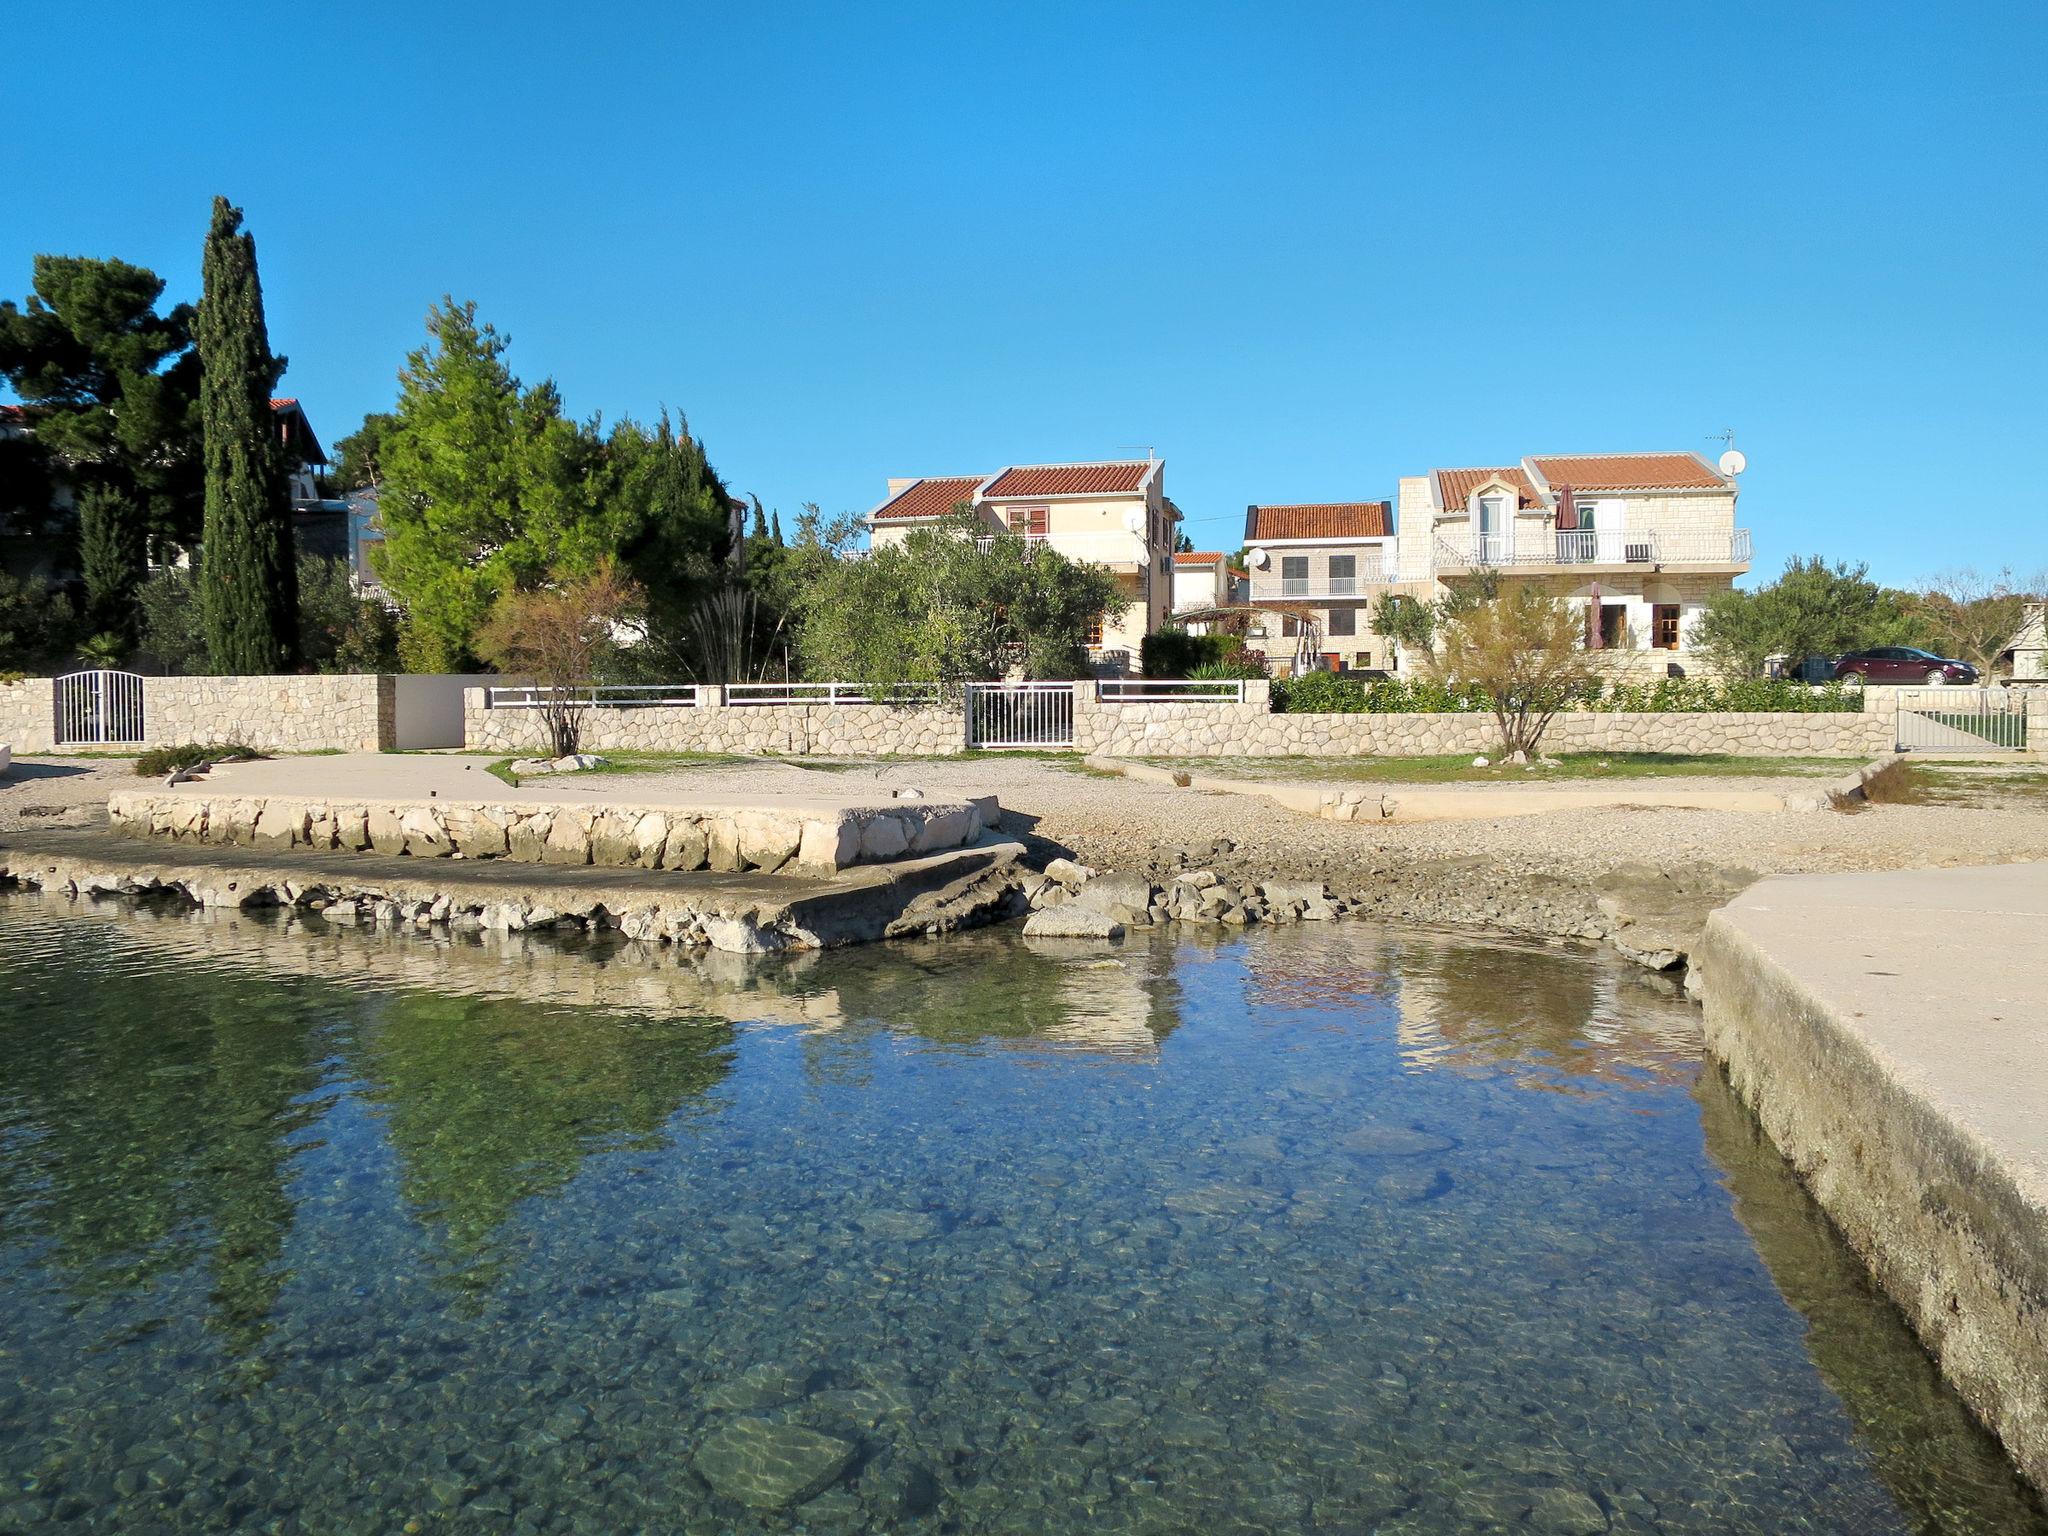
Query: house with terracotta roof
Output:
[[1170, 550, 1232, 614], [1391, 451, 1751, 672], [866, 459, 1179, 671], [1239, 501, 1402, 672]]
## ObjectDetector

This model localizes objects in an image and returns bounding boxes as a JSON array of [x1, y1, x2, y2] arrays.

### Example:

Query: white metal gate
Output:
[[54, 670, 148, 746], [965, 682, 1075, 749], [1895, 688, 2028, 751]]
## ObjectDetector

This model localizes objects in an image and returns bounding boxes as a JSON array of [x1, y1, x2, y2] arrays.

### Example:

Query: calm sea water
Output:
[[0, 896, 2041, 1535]]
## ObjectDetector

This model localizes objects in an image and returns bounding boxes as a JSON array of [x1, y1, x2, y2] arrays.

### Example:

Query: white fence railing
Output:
[[725, 682, 941, 707], [484, 684, 704, 710], [1895, 688, 2029, 751], [965, 683, 1076, 749], [1098, 679, 1249, 703]]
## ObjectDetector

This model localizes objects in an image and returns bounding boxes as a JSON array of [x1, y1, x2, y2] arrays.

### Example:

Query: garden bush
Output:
[[1270, 673, 1862, 714], [1140, 629, 1245, 677]]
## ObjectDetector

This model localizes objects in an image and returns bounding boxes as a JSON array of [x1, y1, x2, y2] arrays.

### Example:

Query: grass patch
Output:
[[1137, 752, 1866, 786], [133, 742, 268, 778], [1882, 763, 2048, 810], [484, 758, 522, 787]]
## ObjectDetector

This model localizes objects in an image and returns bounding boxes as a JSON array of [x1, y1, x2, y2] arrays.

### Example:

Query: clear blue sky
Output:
[[5, 1, 2042, 586]]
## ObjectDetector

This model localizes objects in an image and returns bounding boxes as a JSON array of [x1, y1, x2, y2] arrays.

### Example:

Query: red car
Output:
[[1833, 647, 1979, 685]]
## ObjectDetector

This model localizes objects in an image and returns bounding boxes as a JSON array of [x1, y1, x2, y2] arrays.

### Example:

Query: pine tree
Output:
[[77, 484, 146, 642], [197, 197, 297, 673]]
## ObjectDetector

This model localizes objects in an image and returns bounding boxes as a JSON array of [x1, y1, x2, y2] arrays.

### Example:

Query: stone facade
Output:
[[107, 787, 989, 877]]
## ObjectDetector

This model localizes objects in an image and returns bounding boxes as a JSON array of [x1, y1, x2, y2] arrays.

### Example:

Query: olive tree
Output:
[[1432, 581, 1605, 758]]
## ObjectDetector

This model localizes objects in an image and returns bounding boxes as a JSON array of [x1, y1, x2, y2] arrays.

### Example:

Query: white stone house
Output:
[[865, 459, 1180, 672], [1391, 452, 1752, 675], [1239, 502, 1404, 672]]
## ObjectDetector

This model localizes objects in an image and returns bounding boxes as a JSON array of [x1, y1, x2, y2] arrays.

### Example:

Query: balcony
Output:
[[1249, 559, 1394, 603], [1433, 528, 1751, 572], [972, 531, 1150, 568]]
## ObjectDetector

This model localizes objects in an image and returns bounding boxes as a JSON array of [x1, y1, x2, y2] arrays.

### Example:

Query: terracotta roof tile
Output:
[[983, 462, 1150, 498], [1243, 502, 1392, 541], [1528, 452, 1724, 491], [1437, 467, 1542, 511], [1173, 551, 1227, 567], [871, 475, 984, 522]]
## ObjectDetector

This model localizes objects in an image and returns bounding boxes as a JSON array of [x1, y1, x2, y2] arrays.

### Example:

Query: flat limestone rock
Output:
[[693, 1418, 855, 1508], [703, 1362, 816, 1411], [1022, 908, 1125, 940]]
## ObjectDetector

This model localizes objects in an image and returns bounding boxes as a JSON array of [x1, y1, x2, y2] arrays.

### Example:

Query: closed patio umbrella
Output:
[[1586, 581, 1604, 649]]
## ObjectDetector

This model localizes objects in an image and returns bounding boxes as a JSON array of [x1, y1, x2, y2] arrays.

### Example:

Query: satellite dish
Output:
[[1718, 449, 1747, 477], [1247, 547, 1270, 570], [1123, 508, 1145, 534]]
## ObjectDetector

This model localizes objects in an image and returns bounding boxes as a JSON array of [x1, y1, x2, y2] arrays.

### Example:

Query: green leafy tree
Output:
[[0, 570, 80, 671], [197, 197, 298, 673], [137, 566, 208, 674], [613, 411, 733, 673], [0, 255, 200, 550], [795, 515, 1128, 689], [297, 555, 400, 674], [76, 484, 146, 642], [373, 300, 629, 670], [1432, 582, 1606, 756], [1913, 568, 2043, 678], [1695, 556, 1917, 678], [330, 411, 399, 492]]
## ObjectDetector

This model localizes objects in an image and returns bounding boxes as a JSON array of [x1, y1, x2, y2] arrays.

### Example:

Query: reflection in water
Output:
[[1699, 1070, 2048, 1534], [0, 894, 2041, 1535], [1243, 926, 1702, 1089]]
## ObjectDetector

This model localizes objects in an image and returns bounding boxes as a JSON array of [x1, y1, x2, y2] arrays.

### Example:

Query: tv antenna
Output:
[[1707, 428, 1746, 477]]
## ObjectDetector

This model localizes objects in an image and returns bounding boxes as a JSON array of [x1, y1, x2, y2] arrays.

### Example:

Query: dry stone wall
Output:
[[464, 692, 962, 757], [0, 679, 56, 753]]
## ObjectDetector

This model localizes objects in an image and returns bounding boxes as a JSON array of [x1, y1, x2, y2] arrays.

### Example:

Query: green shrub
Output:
[[1141, 628, 1245, 677], [1269, 673, 1862, 715], [1188, 654, 1266, 682], [133, 742, 268, 777]]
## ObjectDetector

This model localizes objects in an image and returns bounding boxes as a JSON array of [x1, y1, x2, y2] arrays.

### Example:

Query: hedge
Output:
[[1140, 630, 1242, 677], [1270, 674, 1864, 715]]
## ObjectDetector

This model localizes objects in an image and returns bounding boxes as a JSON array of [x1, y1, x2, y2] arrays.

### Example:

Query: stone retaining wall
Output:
[[107, 788, 987, 877], [1, 674, 395, 751], [1077, 695, 1895, 758], [464, 692, 961, 757], [0, 679, 56, 753], [467, 683, 1896, 760]]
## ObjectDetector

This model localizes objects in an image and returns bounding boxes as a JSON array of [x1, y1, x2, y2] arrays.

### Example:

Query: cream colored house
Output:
[[1391, 451, 1752, 675], [1240, 502, 1406, 672], [866, 459, 1179, 672], [1170, 551, 1231, 614]]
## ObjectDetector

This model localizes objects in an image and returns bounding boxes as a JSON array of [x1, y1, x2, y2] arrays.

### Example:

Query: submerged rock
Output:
[[703, 1361, 815, 1411], [1340, 1124, 1456, 1157], [693, 1417, 855, 1508]]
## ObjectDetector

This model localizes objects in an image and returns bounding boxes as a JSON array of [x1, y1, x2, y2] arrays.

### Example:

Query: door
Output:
[[965, 683, 1075, 749]]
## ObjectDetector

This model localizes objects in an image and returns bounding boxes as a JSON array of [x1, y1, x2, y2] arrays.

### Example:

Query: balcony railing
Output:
[[971, 531, 1150, 565], [1433, 529, 1751, 570], [1250, 561, 1393, 602]]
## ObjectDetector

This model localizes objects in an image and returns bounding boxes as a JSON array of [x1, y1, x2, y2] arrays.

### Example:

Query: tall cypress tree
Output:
[[197, 196, 297, 673]]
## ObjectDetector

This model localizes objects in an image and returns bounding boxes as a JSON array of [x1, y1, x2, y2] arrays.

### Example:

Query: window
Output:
[[1006, 505, 1047, 537], [1354, 651, 1372, 670], [1477, 495, 1503, 534], [1327, 607, 1356, 637], [1328, 554, 1356, 596], [1281, 615, 1302, 637], [1281, 555, 1309, 597], [1652, 603, 1681, 650], [1083, 613, 1104, 649]]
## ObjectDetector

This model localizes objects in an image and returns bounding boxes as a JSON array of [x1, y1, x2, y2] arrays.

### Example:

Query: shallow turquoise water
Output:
[[0, 896, 2041, 1534]]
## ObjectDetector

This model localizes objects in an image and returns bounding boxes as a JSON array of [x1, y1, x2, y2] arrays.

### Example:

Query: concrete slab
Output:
[[1697, 861, 2048, 1494], [108, 753, 995, 877]]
